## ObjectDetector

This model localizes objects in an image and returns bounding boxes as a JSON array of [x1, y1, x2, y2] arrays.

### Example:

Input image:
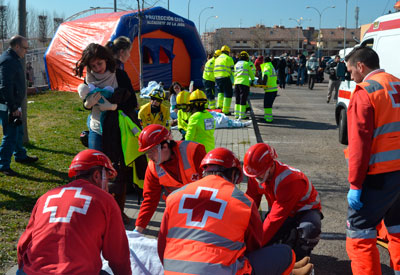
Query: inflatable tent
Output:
[[44, 7, 206, 92]]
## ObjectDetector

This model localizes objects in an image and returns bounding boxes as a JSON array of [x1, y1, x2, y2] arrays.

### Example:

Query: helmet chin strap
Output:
[[155, 144, 162, 165], [101, 167, 109, 192]]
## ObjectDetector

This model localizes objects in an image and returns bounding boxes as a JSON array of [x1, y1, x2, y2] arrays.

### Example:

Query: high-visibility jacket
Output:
[[249, 61, 256, 76], [214, 53, 234, 79], [147, 141, 202, 194], [138, 102, 170, 129], [234, 60, 255, 86], [246, 160, 321, 245], [177, 109, 190, 131], [162, 175, 255, 275], [353, 71, 400, 175], [185, 110, 215, 152], [203, 57, 216, 82], [261, 62, 278, 92]]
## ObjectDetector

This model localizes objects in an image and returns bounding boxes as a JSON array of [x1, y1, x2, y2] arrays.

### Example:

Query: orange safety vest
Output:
[[163, 175, 253, 275], [354, 71, 400, 175], [148, 141, 201, 194], [262, 161, 321, 215]]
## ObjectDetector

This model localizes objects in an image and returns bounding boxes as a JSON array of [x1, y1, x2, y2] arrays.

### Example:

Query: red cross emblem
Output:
[[389, 82, 400, 107], [178, 187, 227, 228], [43, 187, 92, 223]]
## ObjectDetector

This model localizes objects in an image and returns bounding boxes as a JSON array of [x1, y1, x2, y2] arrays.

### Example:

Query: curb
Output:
[[248, 97, 263, 143]]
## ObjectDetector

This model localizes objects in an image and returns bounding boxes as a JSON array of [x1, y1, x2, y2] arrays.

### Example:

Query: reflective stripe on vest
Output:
[[297, 193, 321, 212], [274, 169, 292, 196], [203, 58, 215, 81], [386, 224, 400, 234], [167, 227, 245, 251], [231, 187, 252, 207], [346, 228, 377, 239], [164, 258, 245, 275], [373, 121, 400, 138], [300, 179, 312, 202]]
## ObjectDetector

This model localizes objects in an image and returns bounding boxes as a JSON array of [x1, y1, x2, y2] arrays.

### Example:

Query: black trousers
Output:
[[234, 84, 250, 105], [264, 91, 277, 108]]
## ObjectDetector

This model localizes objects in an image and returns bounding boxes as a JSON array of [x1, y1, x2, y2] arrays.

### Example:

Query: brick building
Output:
[[202, 25, 360, 57]]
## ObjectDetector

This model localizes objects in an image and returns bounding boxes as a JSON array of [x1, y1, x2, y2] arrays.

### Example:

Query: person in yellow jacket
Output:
[[139, 87, 170, 129], [176, 91, 191, 140], [214, 45, 234, 114], [261, 56, 278, 123], [185, 89, 215, 152], [202, 50, 221, 109], [234, 51, 255, 119]]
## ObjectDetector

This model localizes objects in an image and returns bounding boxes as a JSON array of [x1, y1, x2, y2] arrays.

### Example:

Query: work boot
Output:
[[292, 263, 313, 275]]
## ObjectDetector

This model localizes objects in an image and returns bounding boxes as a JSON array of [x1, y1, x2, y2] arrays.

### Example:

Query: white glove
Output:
[[84, 92, 101, 108], [98, 96, 117, 111]]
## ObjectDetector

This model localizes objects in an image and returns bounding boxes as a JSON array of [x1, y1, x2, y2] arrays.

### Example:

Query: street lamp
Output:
[[198, 6, 213, 34], [205, 15, 218, 33], [289, 17, 310, 53], [90, 6, 100, 14], [187, 0, 191, 19], [344, 0, 348, 56], [306, 5, 335, 58]]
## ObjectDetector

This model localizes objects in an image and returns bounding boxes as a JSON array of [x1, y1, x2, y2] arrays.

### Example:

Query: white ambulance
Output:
[[335, 4, 400, 144]]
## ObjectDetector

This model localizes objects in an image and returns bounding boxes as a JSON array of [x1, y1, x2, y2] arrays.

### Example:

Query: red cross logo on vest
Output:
[[178, 186, 227, 228], [389, 82, 400, 107], [43, 187, 92, 223]]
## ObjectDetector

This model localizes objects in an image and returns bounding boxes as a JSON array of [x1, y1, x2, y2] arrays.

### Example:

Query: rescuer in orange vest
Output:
[[243, 143, 322, 260], [134, 124, 206, 233], [344, 46, 400, 275], [158, 147, 314, 275]]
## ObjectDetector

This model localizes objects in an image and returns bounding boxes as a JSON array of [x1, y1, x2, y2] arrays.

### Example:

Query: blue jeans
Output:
[[0, 110, 27, 170], [88, 129, 102, 151], [297, 67, 306, 85]]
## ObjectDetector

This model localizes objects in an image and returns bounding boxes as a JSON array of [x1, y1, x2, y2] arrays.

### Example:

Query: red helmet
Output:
[[138, 124, 170, 152], [200, 147, 243, 183], [243, 143, 277, 178], [68, 149, 117, 179]]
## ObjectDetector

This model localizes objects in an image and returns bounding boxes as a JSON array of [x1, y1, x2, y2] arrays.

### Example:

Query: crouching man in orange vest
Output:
[[134, 124, 207, 233], [158, 147, 313, 275], [243, 143, 322, 260], [344, 46, 400, 275]]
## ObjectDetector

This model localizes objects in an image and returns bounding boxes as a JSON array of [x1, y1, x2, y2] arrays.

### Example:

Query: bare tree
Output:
[[26, 6, 38, 39]]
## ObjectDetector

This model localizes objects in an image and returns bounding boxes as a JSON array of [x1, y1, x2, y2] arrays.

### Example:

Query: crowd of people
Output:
[[3, 34, 398, 275]]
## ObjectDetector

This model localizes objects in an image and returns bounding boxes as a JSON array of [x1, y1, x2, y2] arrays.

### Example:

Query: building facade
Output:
[[202, 25, 360, 57]]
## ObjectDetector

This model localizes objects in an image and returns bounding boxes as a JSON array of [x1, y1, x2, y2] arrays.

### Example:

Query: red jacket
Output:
[[246, 161, 321, 246], [347, 69, 400, 189], [17, 179, 131, 275], [135, 141, 206, 229], [158, 175, 263, 275]]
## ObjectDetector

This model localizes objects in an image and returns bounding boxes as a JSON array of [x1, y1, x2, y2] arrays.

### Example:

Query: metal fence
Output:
[[25, 48, 48, 87]]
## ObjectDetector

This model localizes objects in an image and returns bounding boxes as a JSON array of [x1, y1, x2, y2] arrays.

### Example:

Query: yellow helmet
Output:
[[214, 49, 222, 58], [240, 51, 249, 59], [176, 91, 190, 105], [189, 89, 207, 103], [149, 87, 165, 101], [221, 45, 230, 53]]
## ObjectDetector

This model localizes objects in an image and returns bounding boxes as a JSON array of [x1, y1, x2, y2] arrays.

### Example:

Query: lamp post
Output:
[[205, 15, 218, 33], [306, 5, 335, 58], [187, 0, 191, 19], [198, 6, 213, 34], [289, 17, 310, 53], [90, 6, 100, 14], [344, 0, 348, 56]]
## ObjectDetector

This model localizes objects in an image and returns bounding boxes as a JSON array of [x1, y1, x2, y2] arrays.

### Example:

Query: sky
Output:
[[13, 0, 398, 34]]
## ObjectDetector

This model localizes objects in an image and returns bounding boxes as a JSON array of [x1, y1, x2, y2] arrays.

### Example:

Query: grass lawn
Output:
[[0, 91, 149, 273]]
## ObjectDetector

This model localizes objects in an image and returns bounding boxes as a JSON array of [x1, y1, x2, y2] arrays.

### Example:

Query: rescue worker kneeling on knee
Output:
[[158, 147, 314, 275], [244, 143, 323, 260], [185, 89, 216, 152], [134, 124, 206, 233], [176, 90, 191, 140]]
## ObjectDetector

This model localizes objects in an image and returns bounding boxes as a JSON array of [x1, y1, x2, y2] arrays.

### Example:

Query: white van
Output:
[[335, 8, 400, 144]]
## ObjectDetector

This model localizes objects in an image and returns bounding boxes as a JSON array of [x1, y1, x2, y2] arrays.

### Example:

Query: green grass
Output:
[[0, 91, 153, 274]]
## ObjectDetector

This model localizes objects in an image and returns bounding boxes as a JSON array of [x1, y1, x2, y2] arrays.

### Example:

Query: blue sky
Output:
[[19, 0, 397, 33]]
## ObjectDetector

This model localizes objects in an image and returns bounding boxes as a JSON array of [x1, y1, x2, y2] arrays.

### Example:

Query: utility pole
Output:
[[18, 0, 29, 143], [137, 0, 144, 90]]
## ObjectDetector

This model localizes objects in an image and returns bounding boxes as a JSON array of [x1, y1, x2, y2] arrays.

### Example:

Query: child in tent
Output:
[[168, 82, 183, 126]]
